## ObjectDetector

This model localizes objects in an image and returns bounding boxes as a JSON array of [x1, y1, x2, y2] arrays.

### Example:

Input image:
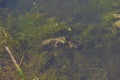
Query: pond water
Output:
[[0, 0, 120, 80]]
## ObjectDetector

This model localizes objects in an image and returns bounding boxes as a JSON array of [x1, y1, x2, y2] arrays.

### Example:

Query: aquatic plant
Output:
[[5, 46, 25, 80], [16, 12, 66, 50], [0, 27, 14, 50], [0, 26, 25, 80], [0, 27, 8, 45], [0, 0, 120, 79], [80, 24, 95, 44]]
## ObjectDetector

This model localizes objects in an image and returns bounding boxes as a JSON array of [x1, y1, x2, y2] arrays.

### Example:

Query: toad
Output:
[[41, 36, 77, 48]]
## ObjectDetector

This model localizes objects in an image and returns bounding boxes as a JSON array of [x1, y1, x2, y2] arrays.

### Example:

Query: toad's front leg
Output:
[[54, 41, 58, 48]]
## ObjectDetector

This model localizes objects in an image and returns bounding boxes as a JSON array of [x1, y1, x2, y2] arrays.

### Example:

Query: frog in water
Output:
[[41, 36, 78, 48], [41, 36, 67, 48]]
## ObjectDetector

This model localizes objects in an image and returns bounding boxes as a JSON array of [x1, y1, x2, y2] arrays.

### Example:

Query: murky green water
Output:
[[0, 0, 120, 80]]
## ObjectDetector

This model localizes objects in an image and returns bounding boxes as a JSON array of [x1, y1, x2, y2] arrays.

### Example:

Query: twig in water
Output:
[[19, 55, 24, 67], [5, 46, 25, 80]]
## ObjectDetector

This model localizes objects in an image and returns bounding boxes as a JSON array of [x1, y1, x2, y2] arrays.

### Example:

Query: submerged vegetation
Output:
[[0, 0, 120, 80]]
